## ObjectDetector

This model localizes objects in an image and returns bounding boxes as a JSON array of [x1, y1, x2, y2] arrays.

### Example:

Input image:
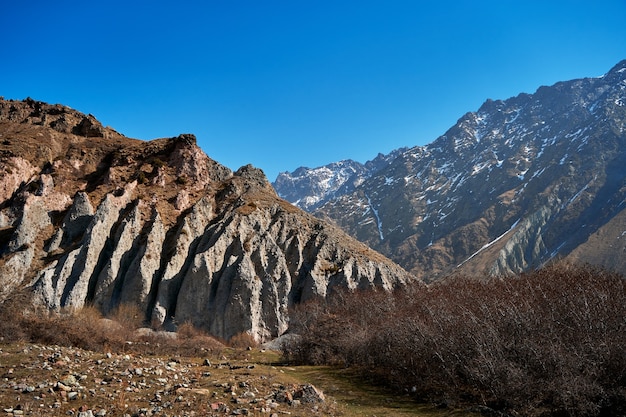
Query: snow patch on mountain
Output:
[[365, 194, 384, 241], [273, 148, 407, 211], [458, 219, 521, 267]]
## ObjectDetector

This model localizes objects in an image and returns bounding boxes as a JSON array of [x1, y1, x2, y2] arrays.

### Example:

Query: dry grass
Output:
[[0, 293, 472, 417], [0, 294, 320, 416], [283, 365, 479, 417]]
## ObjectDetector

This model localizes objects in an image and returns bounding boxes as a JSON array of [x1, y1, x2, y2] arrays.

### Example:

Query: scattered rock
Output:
[[0, 343, 333, 415], [294, 384, 325, 403]]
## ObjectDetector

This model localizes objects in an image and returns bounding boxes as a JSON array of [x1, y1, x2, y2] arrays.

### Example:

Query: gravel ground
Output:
[[0, 343, 334, 417]]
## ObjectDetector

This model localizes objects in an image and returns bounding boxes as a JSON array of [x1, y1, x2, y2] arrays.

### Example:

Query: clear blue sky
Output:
[[1, 1, 624, 181]]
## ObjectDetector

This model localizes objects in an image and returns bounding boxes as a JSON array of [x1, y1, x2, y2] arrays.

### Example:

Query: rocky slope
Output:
[[0, 98, 415, 342], [272, 149, 407, 211], [305, 60, 626, 280]]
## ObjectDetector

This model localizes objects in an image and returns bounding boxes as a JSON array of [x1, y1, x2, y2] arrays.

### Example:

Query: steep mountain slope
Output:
[[312, 60, 626, 280], [0, 98, 415, 341], [273, 149, 407, 211]]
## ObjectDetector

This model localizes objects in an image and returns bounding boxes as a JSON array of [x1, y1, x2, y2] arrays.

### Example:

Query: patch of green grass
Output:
[[279, 363, 478, 416]]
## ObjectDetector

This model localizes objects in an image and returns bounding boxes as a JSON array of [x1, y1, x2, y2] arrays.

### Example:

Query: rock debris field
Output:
[[0, 343, 330, 417]]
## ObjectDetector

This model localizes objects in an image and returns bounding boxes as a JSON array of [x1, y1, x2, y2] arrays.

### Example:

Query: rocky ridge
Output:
[[0, 98, 415, 342], [272, 148, 407, 211]]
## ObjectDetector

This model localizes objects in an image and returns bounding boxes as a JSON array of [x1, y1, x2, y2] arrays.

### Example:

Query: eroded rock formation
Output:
[[0, 98, 416, 341]]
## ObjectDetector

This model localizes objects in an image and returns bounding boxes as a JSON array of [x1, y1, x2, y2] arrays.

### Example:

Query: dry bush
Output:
[[108, 303, 144, 332], [285, 262, 626, 417], [283, 296, 347, 365], [0, 288, 42, 342], [11, 304, 129, 352], [0, 293, 224, 358], [172, 334, 224, 358], [177, 321, 204, 339], [161, 322, 225, 357], [229, 331, 259, 349]]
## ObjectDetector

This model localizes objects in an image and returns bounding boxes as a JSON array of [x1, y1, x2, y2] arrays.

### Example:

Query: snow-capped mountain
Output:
[[272, 149, 407, 211], [286, 60, 626, 281]]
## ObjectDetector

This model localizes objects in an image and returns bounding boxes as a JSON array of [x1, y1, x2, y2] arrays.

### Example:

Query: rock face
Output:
[[287, 60, 626, 280], [0, 98, 415, 341]]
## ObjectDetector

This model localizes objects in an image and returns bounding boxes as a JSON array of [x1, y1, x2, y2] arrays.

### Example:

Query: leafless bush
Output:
[[107, 303, 143, 338], [162, 323, 224, 357], [285, 262, 626, 416], [228, 331, 259, 349], [0, 293, 223, 357]]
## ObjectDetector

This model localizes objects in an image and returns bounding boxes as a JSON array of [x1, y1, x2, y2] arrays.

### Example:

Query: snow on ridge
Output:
[[365, 194, 384, 241], [505, 108, 522, 124], [564, 177, 595, 208], [531, 167, 546, 179], [471, 161, 490, 176], [517, 172, 527, 181], [457, 219, 521, 267]]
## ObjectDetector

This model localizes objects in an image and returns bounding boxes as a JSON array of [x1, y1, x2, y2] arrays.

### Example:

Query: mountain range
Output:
[[274, 60, 626, 281], [2, 59, 625, 343]]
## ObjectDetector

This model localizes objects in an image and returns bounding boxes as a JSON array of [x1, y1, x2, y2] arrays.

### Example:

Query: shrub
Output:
[[229, 331, 259, 349], [172, 323, 224, 357], [108, 303, 144, 334], [150, 157, 166, 169], [136, 170, 148, 184], [284, 262, 626, 417], [0, 293, 224, 358]]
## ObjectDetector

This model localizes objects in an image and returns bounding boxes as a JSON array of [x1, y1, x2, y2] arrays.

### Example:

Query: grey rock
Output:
[[92, 203, 143, 312], [151, 196, 214, 328], [7, 197, 50, 253], [293, 384, 325, 403], [32, 185, 135, 309], [46, 191, 94, 253], [261, 333, 301, 351], [118, 208, 165, 311]]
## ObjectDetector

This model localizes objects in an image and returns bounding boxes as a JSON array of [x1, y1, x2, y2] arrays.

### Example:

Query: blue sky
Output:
[[2, 1, 625, 181]]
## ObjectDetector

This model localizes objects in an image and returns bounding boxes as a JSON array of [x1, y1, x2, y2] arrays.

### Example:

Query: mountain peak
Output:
[[0, 97, 121, 139], [607, 59, 626, 75]]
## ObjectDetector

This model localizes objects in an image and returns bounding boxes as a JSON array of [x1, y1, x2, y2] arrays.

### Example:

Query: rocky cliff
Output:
[[0, 98, 415, 341]]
